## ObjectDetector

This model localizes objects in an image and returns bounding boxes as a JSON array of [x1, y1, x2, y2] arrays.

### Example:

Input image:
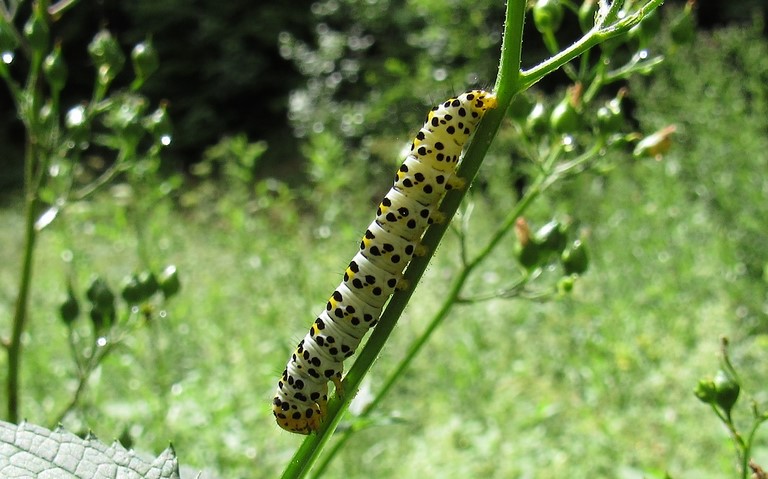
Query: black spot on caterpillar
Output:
[[273, 89, 497, 434]]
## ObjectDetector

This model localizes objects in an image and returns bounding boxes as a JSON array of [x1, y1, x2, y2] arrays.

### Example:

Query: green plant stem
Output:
[[520, 0, 665, 91], [7, 141, 40, 423], [5, 17, 51, 420], [743, 416, 768, 479], [53, 330, 119, 425], [72, 148, 127, 201]]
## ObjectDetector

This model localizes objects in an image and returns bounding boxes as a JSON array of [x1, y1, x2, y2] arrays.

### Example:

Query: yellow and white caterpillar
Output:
[[273, 89, 497, 434]]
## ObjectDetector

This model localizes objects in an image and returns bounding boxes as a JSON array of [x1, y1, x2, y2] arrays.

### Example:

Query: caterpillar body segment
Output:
[[325, 283, 381, 331], [273, 89, 496, 434], [360, 220, 418, 275], [343, 251, 401, 309], [376, 188, 436, 241]]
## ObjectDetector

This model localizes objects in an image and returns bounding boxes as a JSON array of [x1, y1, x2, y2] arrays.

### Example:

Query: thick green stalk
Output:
[[280, 3, 527, 479]]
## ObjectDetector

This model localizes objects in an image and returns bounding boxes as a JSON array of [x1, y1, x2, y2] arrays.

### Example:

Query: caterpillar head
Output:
[[273, 389, 324, 434], [411, 89, 497, 171], [273, 363, 326, 434]]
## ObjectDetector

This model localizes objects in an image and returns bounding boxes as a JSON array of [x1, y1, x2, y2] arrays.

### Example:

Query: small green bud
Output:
[[578, 0, 597, 33], [121, 274, 144, 304], [516, 242, 541, 270], [65, 104, 89, 144], [550, 98, 579, 133], [514, 218, 542, 270], [136, 270, 159, 299], [535, 220, 568, 255], [533, 0, 564, 34], [88, 29, 125, 85], [694, 379, 717, 404], [633, 125, 676, 159], [562, 239, 589, 275], [525, 101, 548, 136], [103, 93, 148, 140], [43, 43, 67, 93], [38, 101, 56, 130], [142, 102, 172, 143], [131, 39, 159, 82], [158, 265, 181, 299], [23, 7, 49, 52], [557, 275, 576, 294], [713, 369, 740, 414], [59, 287, 80, 325], [86, 276, 115, 313]]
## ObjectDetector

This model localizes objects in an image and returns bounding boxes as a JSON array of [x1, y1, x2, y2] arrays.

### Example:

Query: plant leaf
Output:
[[0, 420, 180, 479]]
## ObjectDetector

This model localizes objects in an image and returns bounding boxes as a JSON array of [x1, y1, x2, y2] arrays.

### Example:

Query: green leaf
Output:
[[0, 420, 181, 479]]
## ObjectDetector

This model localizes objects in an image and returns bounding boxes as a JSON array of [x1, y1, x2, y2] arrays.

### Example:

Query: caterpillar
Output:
[[273, 89, 497, 434]]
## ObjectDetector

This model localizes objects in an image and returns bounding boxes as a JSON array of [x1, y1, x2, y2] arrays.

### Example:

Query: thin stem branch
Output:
[[520, 0, 665, 91], [7, 145, 39, 423]]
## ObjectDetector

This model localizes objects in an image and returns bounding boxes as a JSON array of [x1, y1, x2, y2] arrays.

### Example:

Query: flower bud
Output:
[[103, 93, 147, 141], [557, 275, 576, 294], [59, 287, 80, 325], [136, 270, 159, 299], [633, 125, 676, 159], [23, 6, 49, 52], [158, 265, 181, 299], [43, 43, 67, 93], [713, 369, 740, 414], [88, 29, 125, 85], [65, 104, 89, 145], [550, 85, 582, 134], [535, 220, 568, 255], [514, 218, 541, 270], [533, 0, 564, 34], [131, 39, 159, 82], [86, 276, 115, 313], [525, 100, 547, 136], [562, 239, 589, 275], [121, 274, 143, 304], [578, 0, 597, 33], [143, 101, 172, 143], [694, 379, 717, 404]]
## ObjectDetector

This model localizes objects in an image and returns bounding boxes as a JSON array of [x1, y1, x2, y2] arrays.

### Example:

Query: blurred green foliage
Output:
[[630, 17, 768, 334]]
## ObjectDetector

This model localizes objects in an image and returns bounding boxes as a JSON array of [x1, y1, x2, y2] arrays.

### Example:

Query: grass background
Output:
[[2, 18, 768, 479]]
